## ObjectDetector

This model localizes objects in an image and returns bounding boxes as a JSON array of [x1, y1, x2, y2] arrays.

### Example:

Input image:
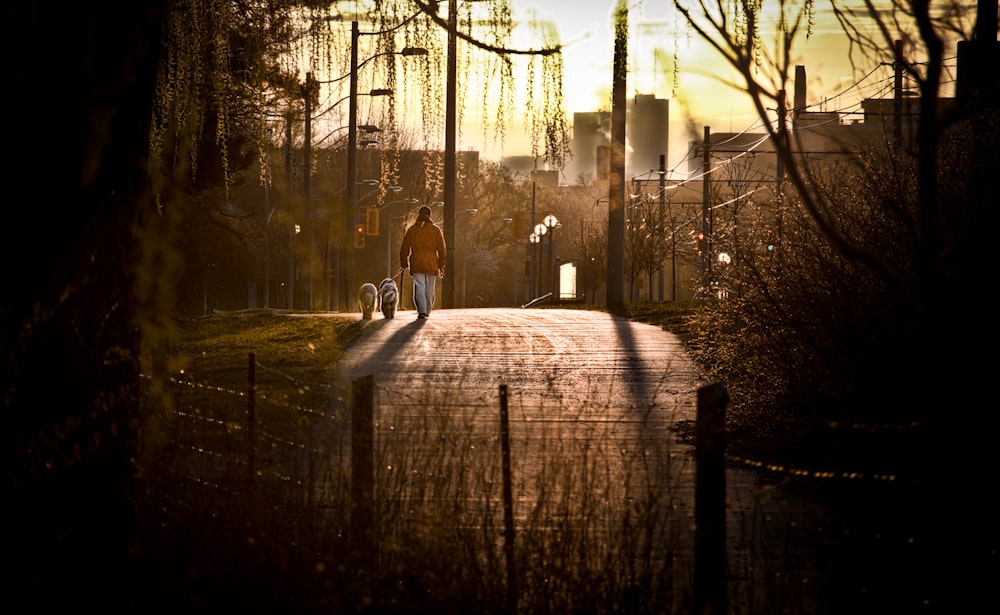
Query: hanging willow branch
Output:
[[150, 0, 305, 209], [408, 0, 571, 167], [410, 0, 562, 56], [150, 0, 574, 210]]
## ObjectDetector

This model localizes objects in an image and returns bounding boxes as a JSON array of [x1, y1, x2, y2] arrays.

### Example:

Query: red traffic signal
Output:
[[354, 224, 365, 248]]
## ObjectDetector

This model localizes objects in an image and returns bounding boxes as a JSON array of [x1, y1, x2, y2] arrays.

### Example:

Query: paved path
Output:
[[332, 308, 836, 613], [337, 307, 706, 520]]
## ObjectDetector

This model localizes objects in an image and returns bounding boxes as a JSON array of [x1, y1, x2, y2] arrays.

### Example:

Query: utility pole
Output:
[[658, 154, 665, 301], [285, 110, 295, 309], [606, 1, 627, 308], [346, 21, 360, 313], [701, 126, 711, 294], [530, 182, 537, 299], [893, 39, 903, 149], [304, 72, 314, 311], [776, 90, 786, 246], [443, 0, 458, 308]]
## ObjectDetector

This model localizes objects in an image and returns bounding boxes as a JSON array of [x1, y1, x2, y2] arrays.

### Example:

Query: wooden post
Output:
[[350, 375, 375, 572], [499, 384, 517, 613], [695, 382, 728, 615], [247, 352, 256, 487]]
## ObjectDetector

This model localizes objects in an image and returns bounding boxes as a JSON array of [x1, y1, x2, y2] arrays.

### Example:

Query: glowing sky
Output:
[[322, 1, 961, 179], [488, 0, 910, 173]]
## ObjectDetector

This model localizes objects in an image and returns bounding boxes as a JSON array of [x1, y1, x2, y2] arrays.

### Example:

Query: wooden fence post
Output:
[[350, 374, 375, 573], [247, 352, 256, 487], [498, 384, 517, 614], [695, 381, 728, 615]]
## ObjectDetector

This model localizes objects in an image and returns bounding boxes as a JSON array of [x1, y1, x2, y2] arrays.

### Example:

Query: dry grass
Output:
[[133, 305, 924, 614], [136, 307, 713, 612]]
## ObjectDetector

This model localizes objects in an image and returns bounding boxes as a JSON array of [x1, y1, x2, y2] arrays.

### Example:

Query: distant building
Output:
[[568, 111, 611, 184], [531, 169, 559, 187], [566, 94, 670, 185], [686, 64, 956, 174], [626, 94, 670, 178], [501, 155, 546, 176]]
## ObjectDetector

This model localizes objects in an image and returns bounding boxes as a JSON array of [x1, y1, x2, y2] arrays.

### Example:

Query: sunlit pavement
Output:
[[331, 307, 932, 613]]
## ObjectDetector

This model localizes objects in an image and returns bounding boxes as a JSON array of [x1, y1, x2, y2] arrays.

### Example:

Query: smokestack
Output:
[[794, 65, 807, 118]]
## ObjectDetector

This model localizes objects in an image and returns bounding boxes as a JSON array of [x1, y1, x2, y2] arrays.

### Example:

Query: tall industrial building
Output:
[[626, 94, 670, 178], [566, 95, 670, 185], [567, 111, 611, 184]]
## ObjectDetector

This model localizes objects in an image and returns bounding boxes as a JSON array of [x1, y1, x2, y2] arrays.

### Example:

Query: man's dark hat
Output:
[[418, 205, 432, 219]]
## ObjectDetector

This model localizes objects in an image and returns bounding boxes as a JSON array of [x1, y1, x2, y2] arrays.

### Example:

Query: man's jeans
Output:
[[412, 272, 437, 316]]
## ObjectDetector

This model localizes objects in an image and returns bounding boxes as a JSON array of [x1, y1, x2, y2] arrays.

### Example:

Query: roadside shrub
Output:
[[689, 147, 929, 462]]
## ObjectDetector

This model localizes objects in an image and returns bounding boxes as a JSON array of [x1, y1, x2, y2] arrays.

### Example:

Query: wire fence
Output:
[[139, 352, 934, 614]]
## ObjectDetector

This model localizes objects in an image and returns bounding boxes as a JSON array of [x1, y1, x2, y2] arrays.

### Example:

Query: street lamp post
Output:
[[531, 226, 544, 299], [346, 21, 362, 309], [304, 72, 317, 310], [290, 223, 300, 309], [543, 214, 559, 300], [264, 208, 281, 309], [460, 208, 478, 307], [502, 217, 519, 306], [512, 224, 519, 306]]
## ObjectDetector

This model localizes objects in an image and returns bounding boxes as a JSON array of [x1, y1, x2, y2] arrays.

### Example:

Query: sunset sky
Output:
[[495, 0, 907, 175], [312, 1, 962, 180]]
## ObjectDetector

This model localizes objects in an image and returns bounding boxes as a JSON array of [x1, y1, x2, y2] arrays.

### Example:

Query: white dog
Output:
[[379, 277, 399, 319], [358, 282, 378, 320]]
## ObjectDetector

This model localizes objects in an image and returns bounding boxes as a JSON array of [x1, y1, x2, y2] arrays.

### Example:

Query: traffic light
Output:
[[696, 231, 705, 253], [365, 207, 380, 236], [355, 223, 365, 248]]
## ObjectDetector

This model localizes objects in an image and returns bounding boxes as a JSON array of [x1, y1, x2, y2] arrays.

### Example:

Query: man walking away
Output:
[[399, 205, 446, 319]]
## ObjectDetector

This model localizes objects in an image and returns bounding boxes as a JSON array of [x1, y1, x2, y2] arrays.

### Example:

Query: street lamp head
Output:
[[387, 185, 403, 192], [400, 46, 429, 56], [359, 138, 379, 146], [359, 179, 380, 186], [368, 88, 393, 97], [358, 124, 381, 133], [534, 223, 548, 237]]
